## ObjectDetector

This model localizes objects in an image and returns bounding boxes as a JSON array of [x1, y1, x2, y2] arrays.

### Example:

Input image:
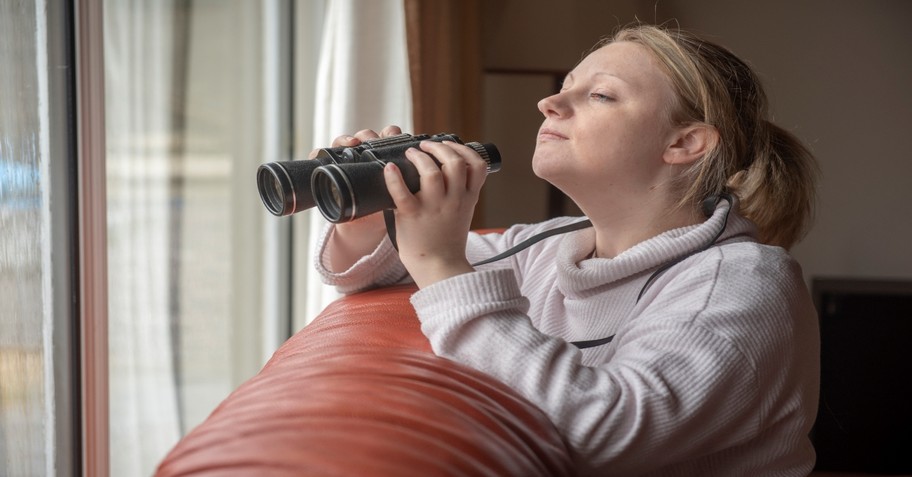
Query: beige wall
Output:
[[480, 0, 912, 282]]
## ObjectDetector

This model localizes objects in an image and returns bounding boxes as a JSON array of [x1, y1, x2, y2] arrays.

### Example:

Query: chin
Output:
[[532, 161, 569, 189], [531, 154, 557, 181]]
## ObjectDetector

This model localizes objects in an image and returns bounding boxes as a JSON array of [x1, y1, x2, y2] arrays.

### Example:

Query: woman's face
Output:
[[532, 41, 681, 207]]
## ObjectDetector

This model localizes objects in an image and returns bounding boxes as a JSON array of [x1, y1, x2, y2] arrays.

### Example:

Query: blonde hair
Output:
[[598, 25, 818, 249]]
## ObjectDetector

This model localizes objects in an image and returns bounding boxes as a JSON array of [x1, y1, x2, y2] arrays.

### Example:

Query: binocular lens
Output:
[[330, 182, 343, 210], [311, 164, 356, 223], [257, 163, 295, 216]]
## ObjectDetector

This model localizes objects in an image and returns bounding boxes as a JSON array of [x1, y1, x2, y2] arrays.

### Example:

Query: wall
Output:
[[479, 0, 912, 282]]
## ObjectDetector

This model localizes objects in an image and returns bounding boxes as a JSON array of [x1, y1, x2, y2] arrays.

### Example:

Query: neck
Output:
[[582, 198, 702, 259]]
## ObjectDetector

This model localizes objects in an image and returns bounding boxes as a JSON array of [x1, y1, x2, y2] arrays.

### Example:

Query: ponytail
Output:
[[728, 121, 819, 249]]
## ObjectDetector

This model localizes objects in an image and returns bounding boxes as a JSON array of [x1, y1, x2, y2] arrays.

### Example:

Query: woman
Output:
[[316, 24, 819, 476]]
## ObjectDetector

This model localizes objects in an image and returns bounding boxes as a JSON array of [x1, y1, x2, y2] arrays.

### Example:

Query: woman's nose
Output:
[[537, 92, 566, 118]]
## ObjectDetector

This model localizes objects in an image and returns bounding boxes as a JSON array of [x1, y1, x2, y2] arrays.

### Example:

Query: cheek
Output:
[[613, 116, 671, 159], [581, 126, 668, 182]]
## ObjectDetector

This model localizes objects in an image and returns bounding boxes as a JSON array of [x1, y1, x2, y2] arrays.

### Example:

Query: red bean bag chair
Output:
[[156, 284, 574, 476]]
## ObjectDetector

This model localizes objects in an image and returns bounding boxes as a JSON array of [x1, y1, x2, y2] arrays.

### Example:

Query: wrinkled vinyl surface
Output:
[[156, 285, 573, 477]]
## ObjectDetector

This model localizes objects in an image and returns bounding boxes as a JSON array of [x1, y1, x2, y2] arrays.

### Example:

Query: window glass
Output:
[[0, 2, 51, 475]]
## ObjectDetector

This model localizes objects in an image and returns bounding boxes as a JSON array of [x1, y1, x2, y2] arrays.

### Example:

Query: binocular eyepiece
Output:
[[256, 133, 501, 223]]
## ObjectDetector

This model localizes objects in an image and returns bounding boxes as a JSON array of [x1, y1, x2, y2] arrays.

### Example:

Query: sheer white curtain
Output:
[[103, 1, 180, 474], [100, 1, 412, 474], [298, 0, 414, 326]]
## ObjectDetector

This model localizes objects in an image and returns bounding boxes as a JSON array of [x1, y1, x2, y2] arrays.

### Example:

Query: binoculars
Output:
[[256, 133, 501, 223]]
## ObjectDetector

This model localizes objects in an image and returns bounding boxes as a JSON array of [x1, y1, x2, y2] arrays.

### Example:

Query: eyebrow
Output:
[[593, 71, 631, 85], [562, 71, 630, 87]]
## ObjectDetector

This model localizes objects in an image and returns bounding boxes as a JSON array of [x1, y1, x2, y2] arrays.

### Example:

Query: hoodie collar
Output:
[[555, 198, 758, 297]]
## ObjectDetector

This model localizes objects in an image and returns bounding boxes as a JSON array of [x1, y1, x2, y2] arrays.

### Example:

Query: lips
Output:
[[538, 127, 568, 140]]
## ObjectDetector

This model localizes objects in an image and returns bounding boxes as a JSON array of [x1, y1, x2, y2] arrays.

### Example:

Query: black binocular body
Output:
[[256, 133, 501, 223]]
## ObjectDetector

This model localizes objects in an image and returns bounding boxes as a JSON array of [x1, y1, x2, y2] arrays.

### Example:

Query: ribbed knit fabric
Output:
[[315, 201, 820, 476]]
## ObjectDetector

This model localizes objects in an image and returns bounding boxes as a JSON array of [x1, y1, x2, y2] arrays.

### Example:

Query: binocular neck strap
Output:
[[383, 210, 400, 252], [470, 219, 593, 267], [382, 209, 593, 268]]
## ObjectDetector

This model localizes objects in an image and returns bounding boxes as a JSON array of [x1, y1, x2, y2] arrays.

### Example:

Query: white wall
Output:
[[481, 0, 912, 282]]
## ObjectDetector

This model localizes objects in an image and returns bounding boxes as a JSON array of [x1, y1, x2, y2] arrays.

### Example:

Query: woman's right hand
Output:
[[318, 125, 402, 272]]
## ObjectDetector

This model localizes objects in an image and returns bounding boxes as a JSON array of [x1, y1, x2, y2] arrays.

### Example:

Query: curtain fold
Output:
[[300, 0, 414, 325], [104, 2, 271, 474], [103, 1, 181, 474], [403, 0, 485, 224], [403, 0, 482, 139]]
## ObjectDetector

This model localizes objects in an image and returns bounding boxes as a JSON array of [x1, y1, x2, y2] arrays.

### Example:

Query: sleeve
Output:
[[313, 222, 410, 294], [410, 263, 782, 475]]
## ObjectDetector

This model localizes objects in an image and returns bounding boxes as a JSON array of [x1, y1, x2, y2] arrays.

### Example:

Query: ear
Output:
[[663, 123, 719, 166]]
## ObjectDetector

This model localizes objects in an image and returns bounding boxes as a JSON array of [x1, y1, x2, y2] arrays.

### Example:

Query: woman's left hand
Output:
[[383, 140, 489, 288]]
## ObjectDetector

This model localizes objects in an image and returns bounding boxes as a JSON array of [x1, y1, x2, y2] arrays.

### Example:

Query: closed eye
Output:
[[590, 93, 615, 103]]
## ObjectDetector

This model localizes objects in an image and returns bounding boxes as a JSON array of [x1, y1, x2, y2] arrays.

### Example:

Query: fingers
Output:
[[380, 125, 403, 137], [386, 142, 472, 211], [353, 129, 380, 142], [421, 142, 466, 194], [383, 162, 418, 211], [464, 145, 490, 194], [308, 125, 404, 158], [353, 125, 403, 143], [406, 146, 446, 198], [309, 134, 361, 159], [416, 141, 489, 194], [451, 141, 490, 194]]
